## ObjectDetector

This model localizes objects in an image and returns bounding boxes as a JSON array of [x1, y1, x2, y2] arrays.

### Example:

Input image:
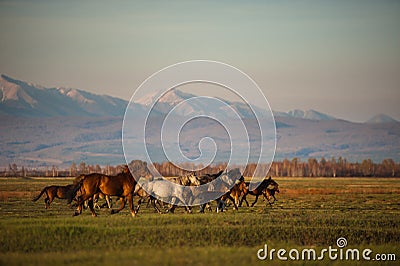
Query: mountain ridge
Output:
[[0, 74, 399, 166], [0, 74, 128, 117], [1, 73, 398, 123]]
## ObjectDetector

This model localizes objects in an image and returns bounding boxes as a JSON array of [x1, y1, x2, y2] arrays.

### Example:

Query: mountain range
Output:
[[0, 74, 128, 117], [0, 74, 399, 167]]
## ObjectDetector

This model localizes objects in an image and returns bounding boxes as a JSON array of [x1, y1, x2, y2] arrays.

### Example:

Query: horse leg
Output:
[[106, 196, 112, 208], [227, 194, 238, 210], [47, 193, 55, 208], [73, 196, 83, 216], [199, 203, 205, 213], [234, 195, 240, 208], [167, 197, 178, 213], [43, 190, 51, 209], [145, 198, 151, 208], [93, 194, 101, 210], [262, 192, 273, 207], [74, 194, 91, 216], [239, 193, 248, 207], [111, 197, 126, 215], [244, 198, 249, 206], [251, 195, 259, 207], [185, 206, 192, 214], [87, 198, 97, 217], [44, 197, 50, 209], [127, 194, 136, 217], [151, 197, 163, 214], [272, 194, 277, 202], [216, 198, 225, 213], [240, 192, 250, 207]]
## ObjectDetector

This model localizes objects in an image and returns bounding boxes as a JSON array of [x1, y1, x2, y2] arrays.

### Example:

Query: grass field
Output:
[[0, 177, 399, 265]]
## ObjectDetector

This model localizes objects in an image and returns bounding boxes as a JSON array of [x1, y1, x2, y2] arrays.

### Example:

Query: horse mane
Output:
[[205, 170, 223, 178]]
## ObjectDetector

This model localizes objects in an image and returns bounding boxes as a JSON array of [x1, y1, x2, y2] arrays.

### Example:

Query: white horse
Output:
[[136, 173, 200, 214]]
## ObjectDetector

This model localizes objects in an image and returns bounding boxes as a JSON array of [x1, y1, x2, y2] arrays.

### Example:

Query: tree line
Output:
[[1, 157, 399, 177]]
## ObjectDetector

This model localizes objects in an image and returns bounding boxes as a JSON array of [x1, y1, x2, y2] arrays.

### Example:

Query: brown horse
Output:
[[74, 161, 152, 217], [32, 183, 81, 209], [223, 178, 248, 207], [239, 176, 279, 207], [74, 169, 135, 217], [264, 184, 280, 206]]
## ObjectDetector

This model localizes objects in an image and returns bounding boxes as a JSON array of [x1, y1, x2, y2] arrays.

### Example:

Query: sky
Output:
[[0, 0, 399, 122]]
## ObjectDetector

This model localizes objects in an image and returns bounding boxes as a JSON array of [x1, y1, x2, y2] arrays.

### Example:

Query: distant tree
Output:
[[361, 159, 374, 176], [380, 159, 395, 177], [21, 166, 26, 177], [78, 162, 87, 174], [319, 157, 327, 176], [95, 164, 102, 173], [330, 157, 337, 177], [8, 163, 18, 176], [308, 158, 318, 177], [69, 162, 77, 176]]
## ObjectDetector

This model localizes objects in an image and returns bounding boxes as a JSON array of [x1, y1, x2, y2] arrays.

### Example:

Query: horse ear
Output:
[[268, 176, 271, 180]]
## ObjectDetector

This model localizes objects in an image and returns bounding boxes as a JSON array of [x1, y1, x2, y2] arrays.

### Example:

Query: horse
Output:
[[74, 161, 153, 217], [239, 176, 279, 207], [32, 183, 81, 209], [136, 173, 200, 214], [75, 160, 153, 211], [215, 174, 247, 212], [263, 183, 280, 207], [221, 177, 248, 209], [197, 168, 243, 213]]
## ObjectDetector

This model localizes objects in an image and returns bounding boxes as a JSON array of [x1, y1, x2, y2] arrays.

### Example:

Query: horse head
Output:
[[128, 160, 154, 180], [221, 168, 242, 187]]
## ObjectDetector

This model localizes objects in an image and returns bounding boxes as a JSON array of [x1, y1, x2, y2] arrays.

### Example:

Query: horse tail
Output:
[[32, 187, 47, 202]]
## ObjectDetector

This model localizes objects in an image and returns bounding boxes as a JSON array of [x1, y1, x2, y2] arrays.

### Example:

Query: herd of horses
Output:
[[32, 160, 280, 217]]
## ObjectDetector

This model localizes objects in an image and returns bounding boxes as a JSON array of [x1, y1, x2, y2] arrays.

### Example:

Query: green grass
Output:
[[0, 177, 399, 265]]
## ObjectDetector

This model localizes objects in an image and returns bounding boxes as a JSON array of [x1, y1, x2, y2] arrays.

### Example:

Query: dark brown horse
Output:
[[32, 183, 81, 209], [74, 161, 153, 217], [239, 176, 279, 207]]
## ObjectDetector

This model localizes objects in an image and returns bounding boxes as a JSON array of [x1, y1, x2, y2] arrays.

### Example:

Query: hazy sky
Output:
[[0, 0, 399, 122]]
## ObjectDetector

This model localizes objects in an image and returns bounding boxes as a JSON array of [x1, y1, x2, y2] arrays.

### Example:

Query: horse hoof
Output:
[[73, 212, 79, 217], [92, 213, 97, 217], [110, 210, 115, 214]]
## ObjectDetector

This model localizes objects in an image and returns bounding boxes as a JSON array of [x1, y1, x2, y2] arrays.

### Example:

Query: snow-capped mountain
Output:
[[366, 114, 398, 124], [288, 109, 336, 121], [273, 109, 336, 121], [134, 88, 274, 119], [0, 74, 129, 117], [134, 89, 340, 121]]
